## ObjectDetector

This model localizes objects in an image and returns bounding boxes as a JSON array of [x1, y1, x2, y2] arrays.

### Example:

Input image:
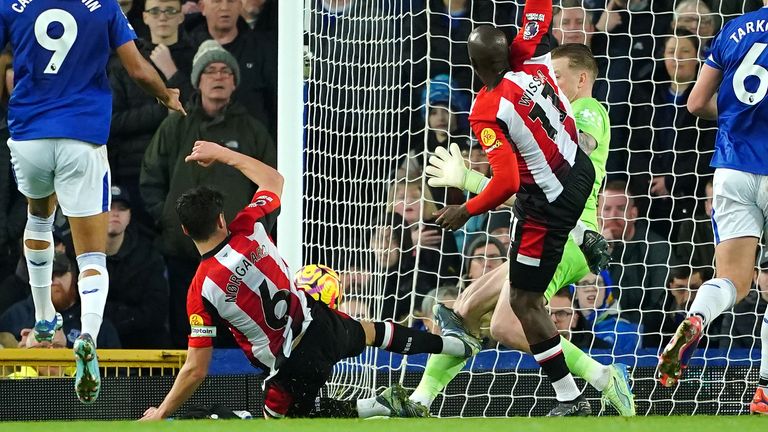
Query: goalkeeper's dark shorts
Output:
[[263, 297, 366, 418], [508, 149, 595, 294]]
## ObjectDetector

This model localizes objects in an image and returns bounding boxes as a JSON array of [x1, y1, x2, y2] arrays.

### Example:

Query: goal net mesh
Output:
[[302, 0, 763, 415]]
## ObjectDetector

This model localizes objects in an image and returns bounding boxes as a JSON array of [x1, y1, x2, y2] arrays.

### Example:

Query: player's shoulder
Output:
[[574, 97, 608, 116]]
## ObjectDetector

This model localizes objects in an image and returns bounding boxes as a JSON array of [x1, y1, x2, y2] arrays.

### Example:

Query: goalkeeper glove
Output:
[[425, 143, 489, 194], [580, 230, 612, 274]]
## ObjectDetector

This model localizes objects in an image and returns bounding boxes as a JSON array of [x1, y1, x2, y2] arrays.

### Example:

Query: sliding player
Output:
[[140, 141, 480, 420]]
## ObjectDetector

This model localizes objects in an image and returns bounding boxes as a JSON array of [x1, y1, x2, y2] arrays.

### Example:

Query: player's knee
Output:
[[76, 252, 108, 279], [489, 318, 526, 351]]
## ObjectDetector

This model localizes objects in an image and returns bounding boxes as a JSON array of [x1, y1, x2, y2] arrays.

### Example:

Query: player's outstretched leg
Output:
[[362, 320, 481, 358], [658, 235, 751, 387]]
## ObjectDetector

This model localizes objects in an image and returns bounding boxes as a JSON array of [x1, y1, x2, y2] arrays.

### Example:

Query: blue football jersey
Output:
[[706, 7, 768, 175], [0, 0, 136, 145]]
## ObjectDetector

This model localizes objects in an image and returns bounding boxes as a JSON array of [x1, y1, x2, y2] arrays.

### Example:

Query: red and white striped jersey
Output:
[[466, 0, 580, 215], [186, 191, 312, 375]]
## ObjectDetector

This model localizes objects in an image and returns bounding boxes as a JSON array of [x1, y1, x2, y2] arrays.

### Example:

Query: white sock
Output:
[[590, 365, 612, 392], [760, 309, 768, 383], [356, 397, 391, 418], [551, 374, 582, 402], [688, 278, 737, 326], [79, 274, 108, 341], [76, 253, 109, 341], [23, 230, 56, 322], [440, 336, 468, 356], [409, 389, 433, 408]]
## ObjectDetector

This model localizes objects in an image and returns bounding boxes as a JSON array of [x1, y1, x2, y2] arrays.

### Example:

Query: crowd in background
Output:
[[0, 0, 765, 356]]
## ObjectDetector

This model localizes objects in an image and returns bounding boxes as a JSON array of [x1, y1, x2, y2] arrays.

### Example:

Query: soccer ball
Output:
[[294, 264, 343, 310]]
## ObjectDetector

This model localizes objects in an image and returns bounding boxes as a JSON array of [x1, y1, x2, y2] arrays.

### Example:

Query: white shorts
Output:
[[8, 138, 111, 217], [711, 168, 768, 244]]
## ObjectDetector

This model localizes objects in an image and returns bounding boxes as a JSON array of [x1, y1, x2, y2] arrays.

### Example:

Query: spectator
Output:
[[109, 0, 196, 233], [707, 0, 763, 23], [643, 30, 716, 236], [410, 0, 517, 92], [572, 271, 642, 353], [368, 213, 428, 321], [652, 265, 707, 347], [599, 180, 673, 344], [419, 285, 460, 334], [387, 179, 461, 287], [241, 0, 276, 33], [189, 0, 277, 137], [672, 0, 717, 57], [673, 178, 715, 271], [119, 0, 151, 40], [463, 235, 506, 283], [593, 0, 674, 176], [0, 251, 121, 348], [421, 74, 471, 152], [549, 286, 612, 350], [103, 186, 171, 348], [400, 74, 469, 206], [140, 40, 275, 347]]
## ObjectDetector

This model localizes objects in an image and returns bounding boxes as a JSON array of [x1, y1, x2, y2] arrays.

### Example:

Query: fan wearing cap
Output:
[[140, 40, 275, 348], [102, 186, 171, 348], [0, 251, 121, 349]]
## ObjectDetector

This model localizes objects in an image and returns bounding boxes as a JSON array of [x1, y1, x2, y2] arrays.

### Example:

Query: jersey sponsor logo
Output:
[[190, 314, 204, 326], [525, 13, 545, 22], [523, 21, 540, 40], [190, 326, 217, 337], [480, 128, 497, 146], [250, 195, 274, 208], [251, 245, 268, 263]]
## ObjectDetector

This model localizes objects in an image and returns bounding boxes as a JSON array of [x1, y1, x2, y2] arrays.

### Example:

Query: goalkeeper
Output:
[[383, 43, 634, 417]]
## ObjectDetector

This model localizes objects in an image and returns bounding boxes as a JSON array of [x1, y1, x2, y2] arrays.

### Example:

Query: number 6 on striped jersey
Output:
[[34, 9, 78, 74]]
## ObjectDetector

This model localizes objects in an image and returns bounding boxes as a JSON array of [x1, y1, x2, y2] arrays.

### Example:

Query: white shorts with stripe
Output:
[[8, 138, 111, 217], [711, 168, 768, 244]]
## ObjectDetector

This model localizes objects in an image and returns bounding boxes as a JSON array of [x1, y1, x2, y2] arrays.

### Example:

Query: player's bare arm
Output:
[[116, 41, 186, 116], [578, 132, 597, 155], [140, 346, 213, 421], [185, 140, 285, 199], [688, 64, 722, 120]]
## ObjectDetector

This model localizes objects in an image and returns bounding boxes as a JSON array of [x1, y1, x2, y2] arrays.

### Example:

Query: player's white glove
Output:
[[426, 143, 489, 194]]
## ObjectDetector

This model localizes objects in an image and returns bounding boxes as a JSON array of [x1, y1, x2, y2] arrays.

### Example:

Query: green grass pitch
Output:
[[0, 417, 762, 432]]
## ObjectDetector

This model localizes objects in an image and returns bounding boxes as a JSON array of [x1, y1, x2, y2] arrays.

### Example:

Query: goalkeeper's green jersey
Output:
[[572, 97, 610, 231]]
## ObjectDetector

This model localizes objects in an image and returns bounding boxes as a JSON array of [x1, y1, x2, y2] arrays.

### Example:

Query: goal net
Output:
[[302, 0, 763, 415]]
